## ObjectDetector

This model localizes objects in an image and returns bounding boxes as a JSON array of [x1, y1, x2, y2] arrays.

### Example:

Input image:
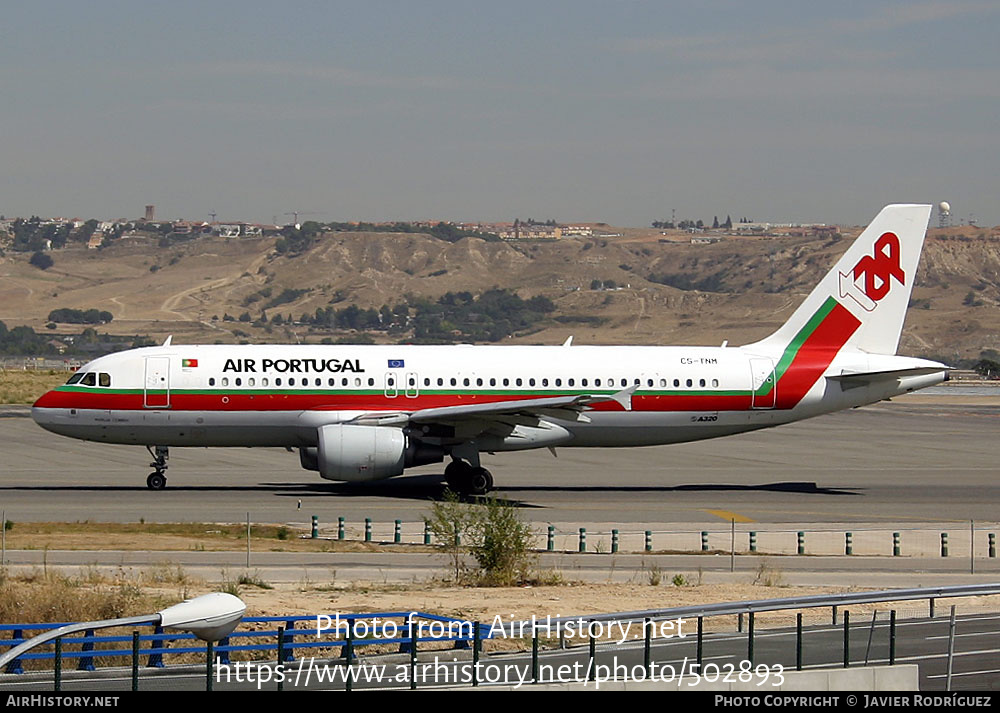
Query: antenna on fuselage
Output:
[[562, 336, 573, 347], [163, 335, 173, 347]]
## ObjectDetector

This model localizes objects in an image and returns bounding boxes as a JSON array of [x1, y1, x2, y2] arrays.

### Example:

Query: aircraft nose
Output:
[[31, 390, 62, 430]]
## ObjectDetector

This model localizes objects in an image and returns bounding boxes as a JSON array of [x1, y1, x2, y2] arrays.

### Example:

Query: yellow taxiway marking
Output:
[[701, 509, 755, 523]]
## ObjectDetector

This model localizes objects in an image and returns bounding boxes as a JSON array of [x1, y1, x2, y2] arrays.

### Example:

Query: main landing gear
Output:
[[444, 459, 494, 496], [146, 445, 169, 490]]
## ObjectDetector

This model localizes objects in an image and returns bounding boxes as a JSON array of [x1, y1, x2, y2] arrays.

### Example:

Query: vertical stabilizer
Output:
[[745, 204, 932, 357]]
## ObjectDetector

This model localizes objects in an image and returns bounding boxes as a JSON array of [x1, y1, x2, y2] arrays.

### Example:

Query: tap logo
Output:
[[838, 232, 904, 312]]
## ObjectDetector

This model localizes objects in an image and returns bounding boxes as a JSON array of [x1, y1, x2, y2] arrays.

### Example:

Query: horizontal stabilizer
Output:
[[827, 366, 950, 383]]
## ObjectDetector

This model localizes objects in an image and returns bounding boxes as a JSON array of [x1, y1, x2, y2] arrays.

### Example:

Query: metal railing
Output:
[[0, 611, 489, 677]]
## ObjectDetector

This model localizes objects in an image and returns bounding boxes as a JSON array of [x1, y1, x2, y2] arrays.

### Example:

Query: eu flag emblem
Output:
[[388, 359, 405, 369]]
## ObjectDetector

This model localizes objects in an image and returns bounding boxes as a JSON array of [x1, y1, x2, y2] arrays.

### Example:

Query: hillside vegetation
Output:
[[1, 225, 998, 363]]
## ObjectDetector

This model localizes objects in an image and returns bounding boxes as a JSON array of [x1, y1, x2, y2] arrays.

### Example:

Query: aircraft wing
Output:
[[347, 385, 638, 427]]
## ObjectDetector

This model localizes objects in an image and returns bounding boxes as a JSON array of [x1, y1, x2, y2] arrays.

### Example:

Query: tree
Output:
[[29, 251, 53, 270]]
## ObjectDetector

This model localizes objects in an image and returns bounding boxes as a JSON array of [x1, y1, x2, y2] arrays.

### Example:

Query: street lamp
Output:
[[0, 592, 246, 669]]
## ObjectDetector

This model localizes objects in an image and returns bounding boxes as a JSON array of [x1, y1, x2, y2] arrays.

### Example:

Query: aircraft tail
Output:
[[745, 204, 932, 357]]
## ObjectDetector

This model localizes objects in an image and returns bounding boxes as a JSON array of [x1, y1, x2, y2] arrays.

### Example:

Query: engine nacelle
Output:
[[317, 424, 406, 482]]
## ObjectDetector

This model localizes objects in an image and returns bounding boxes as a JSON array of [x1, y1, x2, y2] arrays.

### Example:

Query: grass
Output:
[[0, 520, 439, 553], [0, 370, 68, 404]]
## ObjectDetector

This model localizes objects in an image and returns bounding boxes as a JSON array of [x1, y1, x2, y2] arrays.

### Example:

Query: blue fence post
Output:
[[5, 628, 24, 674], [453, 619, 471, 650], [400, 616, 414, 654], [77, 628, 96, 671], [282, 620, 295, 662], [217, 636, 231, 665], [147, 625, 166, 668]]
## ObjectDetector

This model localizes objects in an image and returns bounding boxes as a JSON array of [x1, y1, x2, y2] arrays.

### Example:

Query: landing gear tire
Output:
[[444, 460, 468, 489], [145, 445, 169, 490], [444, 460, 494, 496], [146, 472, 167, 490], [468, 467, 493, 496]]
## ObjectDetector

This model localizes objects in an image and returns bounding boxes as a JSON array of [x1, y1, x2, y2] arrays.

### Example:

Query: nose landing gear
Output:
[[145, 445, 169, 490]]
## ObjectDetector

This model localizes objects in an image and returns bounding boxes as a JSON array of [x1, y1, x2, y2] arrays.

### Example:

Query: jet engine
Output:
[[300, 424, 444, 482]]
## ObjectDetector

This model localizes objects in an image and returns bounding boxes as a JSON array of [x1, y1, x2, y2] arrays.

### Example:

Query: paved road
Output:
[[4, 549, 1000, 587], [2, 399, 999, 527]]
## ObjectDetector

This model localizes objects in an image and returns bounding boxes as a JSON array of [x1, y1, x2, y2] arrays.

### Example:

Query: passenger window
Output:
[[248, 378, 255, 387], [490, 378, 496, 387], [595, 378, 601, 387], [463, 378, 470, 387], [659, 378, 666, 387], [712, 379, 719, 387], [516, 378, 523, 386], [275, 378, 282, 386], [388, 377, 394, 386], [424, 378, 430, 386], [289, 378, 296, 386], [450, 378, 457, 386], [673, 379, 680, 387], [329, 378, 335, 386], [437, 378, 444, 386], [221, 377, 229, 387], [355, 378, 362, 387], [368, 378, 375, 386], [621, 379, 628, 387], [686, 379, 692, 387], [235, 378, 242, 387], [699, 379, 706, 387], [209, 377, 216, 386], [555, 378, 562, 387], [542, 378, 549, 387], [262, 378, 269, 387], [503, 378, 509, 386], [315, 378, 321, 386], [581, 378, 588, 387], [99, 373, 111, 387], [529, 378, 535, 386], [476, 378, 483, 386], [567, 378, 574, 387]]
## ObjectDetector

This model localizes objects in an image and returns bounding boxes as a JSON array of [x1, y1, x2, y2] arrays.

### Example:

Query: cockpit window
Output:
[[66, 372, 84, 385], [99, 373, 111, 387], [81, 373, 96, 387]]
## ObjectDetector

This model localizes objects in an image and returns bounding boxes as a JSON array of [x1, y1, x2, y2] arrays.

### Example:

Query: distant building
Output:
[[145, 205, 155, 221]]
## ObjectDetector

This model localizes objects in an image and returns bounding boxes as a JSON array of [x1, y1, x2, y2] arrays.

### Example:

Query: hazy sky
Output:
[[2, 1, 997, 226]]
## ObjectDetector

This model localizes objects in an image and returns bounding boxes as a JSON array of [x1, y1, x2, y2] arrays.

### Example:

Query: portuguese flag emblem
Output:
[[182, 359, 199, 368]]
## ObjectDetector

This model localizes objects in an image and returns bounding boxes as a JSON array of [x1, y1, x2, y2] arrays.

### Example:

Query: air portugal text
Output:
[[222, 358, 365, 374]]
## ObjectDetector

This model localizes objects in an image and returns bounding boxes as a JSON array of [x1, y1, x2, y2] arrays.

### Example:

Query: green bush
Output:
[[425, 491, 535, 586]]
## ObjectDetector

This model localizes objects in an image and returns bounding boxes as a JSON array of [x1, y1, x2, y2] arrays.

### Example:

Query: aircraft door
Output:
[[144, 356, 171, 408], [405, 372, 419, 398], [750, 358, 776, 409]]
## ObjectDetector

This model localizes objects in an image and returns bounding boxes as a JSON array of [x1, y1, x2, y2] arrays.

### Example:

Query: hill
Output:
[[1, 225, 999, 364]]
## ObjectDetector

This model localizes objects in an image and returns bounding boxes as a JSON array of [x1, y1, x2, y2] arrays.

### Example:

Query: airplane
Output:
[[31, 204, 948, 495]]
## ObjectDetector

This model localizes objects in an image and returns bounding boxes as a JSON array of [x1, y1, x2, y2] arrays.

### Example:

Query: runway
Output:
[[1, 394, 998, 527]]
